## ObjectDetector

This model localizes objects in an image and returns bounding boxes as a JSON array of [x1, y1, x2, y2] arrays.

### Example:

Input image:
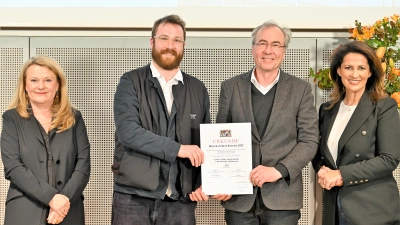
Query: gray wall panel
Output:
[[0, 36, 362, 225], [0, 37, 29, 225]]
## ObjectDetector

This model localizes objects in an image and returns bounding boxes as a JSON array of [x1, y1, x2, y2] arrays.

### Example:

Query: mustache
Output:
[[160, 49, 177, 55]]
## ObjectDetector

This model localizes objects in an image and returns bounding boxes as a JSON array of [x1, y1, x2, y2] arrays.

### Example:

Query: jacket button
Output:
[[56, 160, 60, 164], [349, 181, 353, 185], [355, 154, 360, 157], [355, 181, 358, 184], [365, 179, 368, 182], [360, 180, 364, 183], [260, 143, 265, 146], [57, 181, 62, 186], [362, 131, 367, 136]]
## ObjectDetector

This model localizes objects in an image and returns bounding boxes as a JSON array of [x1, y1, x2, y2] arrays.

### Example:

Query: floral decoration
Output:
[[310, 14, 400, 108]]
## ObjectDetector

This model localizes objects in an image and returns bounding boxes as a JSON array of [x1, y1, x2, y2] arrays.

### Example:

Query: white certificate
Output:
[[200, 123, 252, 195]]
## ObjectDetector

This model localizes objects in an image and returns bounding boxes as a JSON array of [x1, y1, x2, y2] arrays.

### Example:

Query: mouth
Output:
[[161, 49, 176, 57], [348, 80, 361, 85], [262, 57, 274, 61]]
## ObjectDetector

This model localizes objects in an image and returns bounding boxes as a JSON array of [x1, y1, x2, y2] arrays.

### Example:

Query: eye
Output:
[[30, 79, 37, 82], [344, 66, 353, 70], [272, 43, 281, 48], [173, 38, 183, 44], [258, 42, 267, 47], [160, 37, 168, 41]]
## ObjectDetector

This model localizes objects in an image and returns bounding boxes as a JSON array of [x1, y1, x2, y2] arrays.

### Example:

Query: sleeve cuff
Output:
[[274, 163, 289, 179]]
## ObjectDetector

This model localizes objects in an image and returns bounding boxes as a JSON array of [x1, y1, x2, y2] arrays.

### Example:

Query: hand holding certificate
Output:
[[200, 123, 253, 195]]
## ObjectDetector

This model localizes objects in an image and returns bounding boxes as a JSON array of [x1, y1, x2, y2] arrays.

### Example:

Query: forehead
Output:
[[155, 22, 184, 38], [342, 52, 369, 64], [255, 26, 284, 43], [26, 64, 56, 77]]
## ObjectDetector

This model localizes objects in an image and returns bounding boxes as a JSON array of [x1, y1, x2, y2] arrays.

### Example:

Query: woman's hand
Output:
[[318, 166, 343, 190], [48, 194, 70, 217], [47, 208, 65, 224]]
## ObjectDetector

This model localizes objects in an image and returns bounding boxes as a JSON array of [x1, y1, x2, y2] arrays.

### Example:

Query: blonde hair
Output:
[[8, 55, 75, 132]]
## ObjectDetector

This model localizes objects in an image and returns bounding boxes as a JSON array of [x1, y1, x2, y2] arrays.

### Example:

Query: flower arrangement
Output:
[[310, 14, 400, 108]]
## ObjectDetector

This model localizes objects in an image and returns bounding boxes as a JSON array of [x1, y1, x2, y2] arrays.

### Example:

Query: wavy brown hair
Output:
[[8, 55, 75, 132], [326, 41, 387, 110], [151, 14, 186, 40]]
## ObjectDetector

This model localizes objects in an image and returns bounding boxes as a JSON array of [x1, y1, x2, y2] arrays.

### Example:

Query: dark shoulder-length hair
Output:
[[326, 41, 387, 110]]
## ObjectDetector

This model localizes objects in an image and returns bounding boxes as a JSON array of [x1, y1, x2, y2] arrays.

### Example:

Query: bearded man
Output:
[[111, 14, 211, 225]]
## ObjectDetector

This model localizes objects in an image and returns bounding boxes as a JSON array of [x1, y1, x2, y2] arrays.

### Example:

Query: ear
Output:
[[337, 67, 341, 77], [150, 37, 154, 49]]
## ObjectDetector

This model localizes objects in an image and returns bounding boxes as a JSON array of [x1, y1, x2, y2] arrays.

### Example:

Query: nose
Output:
[[166, 40, 175, 49], [262, 44, 273, 53], [38, 80, 45, 89], [350, 70, 360, 78]]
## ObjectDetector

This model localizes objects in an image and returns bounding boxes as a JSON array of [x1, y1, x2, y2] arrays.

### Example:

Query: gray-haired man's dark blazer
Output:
[[216, 69, 319, 212]]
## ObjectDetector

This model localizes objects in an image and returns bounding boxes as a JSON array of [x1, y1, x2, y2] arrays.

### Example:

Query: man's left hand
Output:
[[189, 186, 209, 201], [250, 165, 282, 187]]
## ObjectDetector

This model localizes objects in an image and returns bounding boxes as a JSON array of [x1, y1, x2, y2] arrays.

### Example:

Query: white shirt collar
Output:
[[250, 68, 280, 95], [150, 61, 184, 84]]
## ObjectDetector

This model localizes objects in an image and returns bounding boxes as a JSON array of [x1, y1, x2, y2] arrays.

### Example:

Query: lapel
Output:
[[320, 101, 341, 168], [145, 72, 162, 131], [237, 70, 260, 141], [28, 114, 45, 146], [262, 71, 291, 140], [337, 91, 374, 157]]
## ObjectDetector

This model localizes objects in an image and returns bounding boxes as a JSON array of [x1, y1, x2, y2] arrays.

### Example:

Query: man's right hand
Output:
[[177, 145, 204, 167]]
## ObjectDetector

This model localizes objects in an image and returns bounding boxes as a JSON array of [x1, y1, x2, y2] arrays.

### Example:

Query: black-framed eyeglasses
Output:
[[153, 35, 185, 45], [253, 41, 286, 50]]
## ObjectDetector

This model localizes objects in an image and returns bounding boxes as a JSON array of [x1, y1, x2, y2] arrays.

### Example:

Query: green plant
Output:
[[309, 67, 333, 89]]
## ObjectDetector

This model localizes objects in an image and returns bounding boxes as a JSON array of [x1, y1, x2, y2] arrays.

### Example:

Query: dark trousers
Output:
[[337, 195, 348, 225], [225, 192, 300, 225], [111, 191, 196, 225]]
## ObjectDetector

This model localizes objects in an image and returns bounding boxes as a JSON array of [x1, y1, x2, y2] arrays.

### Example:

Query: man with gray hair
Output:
[[214, 20, 319, 225]]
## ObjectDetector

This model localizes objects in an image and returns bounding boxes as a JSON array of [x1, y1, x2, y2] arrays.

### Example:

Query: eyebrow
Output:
[[258, 39, 281, 43]]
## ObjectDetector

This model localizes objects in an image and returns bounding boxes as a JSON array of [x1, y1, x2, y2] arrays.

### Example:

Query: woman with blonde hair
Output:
[[1, 55, 90, 225]]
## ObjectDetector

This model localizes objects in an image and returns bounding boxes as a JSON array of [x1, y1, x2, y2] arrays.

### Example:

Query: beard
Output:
[[152, 46, 184, 70]]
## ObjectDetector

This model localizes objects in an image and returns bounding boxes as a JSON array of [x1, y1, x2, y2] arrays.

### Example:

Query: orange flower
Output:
[[390, 14, 399, 22], [375, 20, 382, 27], [392, 68, 400, 76], [391, 92, 400, 108], [383, 17, 389, 23]]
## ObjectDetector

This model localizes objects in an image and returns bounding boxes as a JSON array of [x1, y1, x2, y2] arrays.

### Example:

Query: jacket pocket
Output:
[[113, 150, 160, 191]]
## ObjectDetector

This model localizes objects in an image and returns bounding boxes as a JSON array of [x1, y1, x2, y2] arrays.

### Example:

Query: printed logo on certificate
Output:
[[200, 123, 252, 195]]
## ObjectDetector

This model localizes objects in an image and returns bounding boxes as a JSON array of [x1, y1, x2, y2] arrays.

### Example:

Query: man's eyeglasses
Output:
[[253, 41, 286, 51], [153, 36, 185, 45]]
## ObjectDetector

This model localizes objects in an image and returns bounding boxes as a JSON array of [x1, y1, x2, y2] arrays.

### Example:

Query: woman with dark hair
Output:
[[313, 41, 400, 225], [1, 55, 90, 225]]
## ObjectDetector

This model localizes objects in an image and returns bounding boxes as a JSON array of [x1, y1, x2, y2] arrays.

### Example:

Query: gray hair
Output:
[[251, 20, 292, 48]]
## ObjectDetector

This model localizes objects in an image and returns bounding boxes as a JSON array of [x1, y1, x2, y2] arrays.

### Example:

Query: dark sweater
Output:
[[251, 83, 288, 179]]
